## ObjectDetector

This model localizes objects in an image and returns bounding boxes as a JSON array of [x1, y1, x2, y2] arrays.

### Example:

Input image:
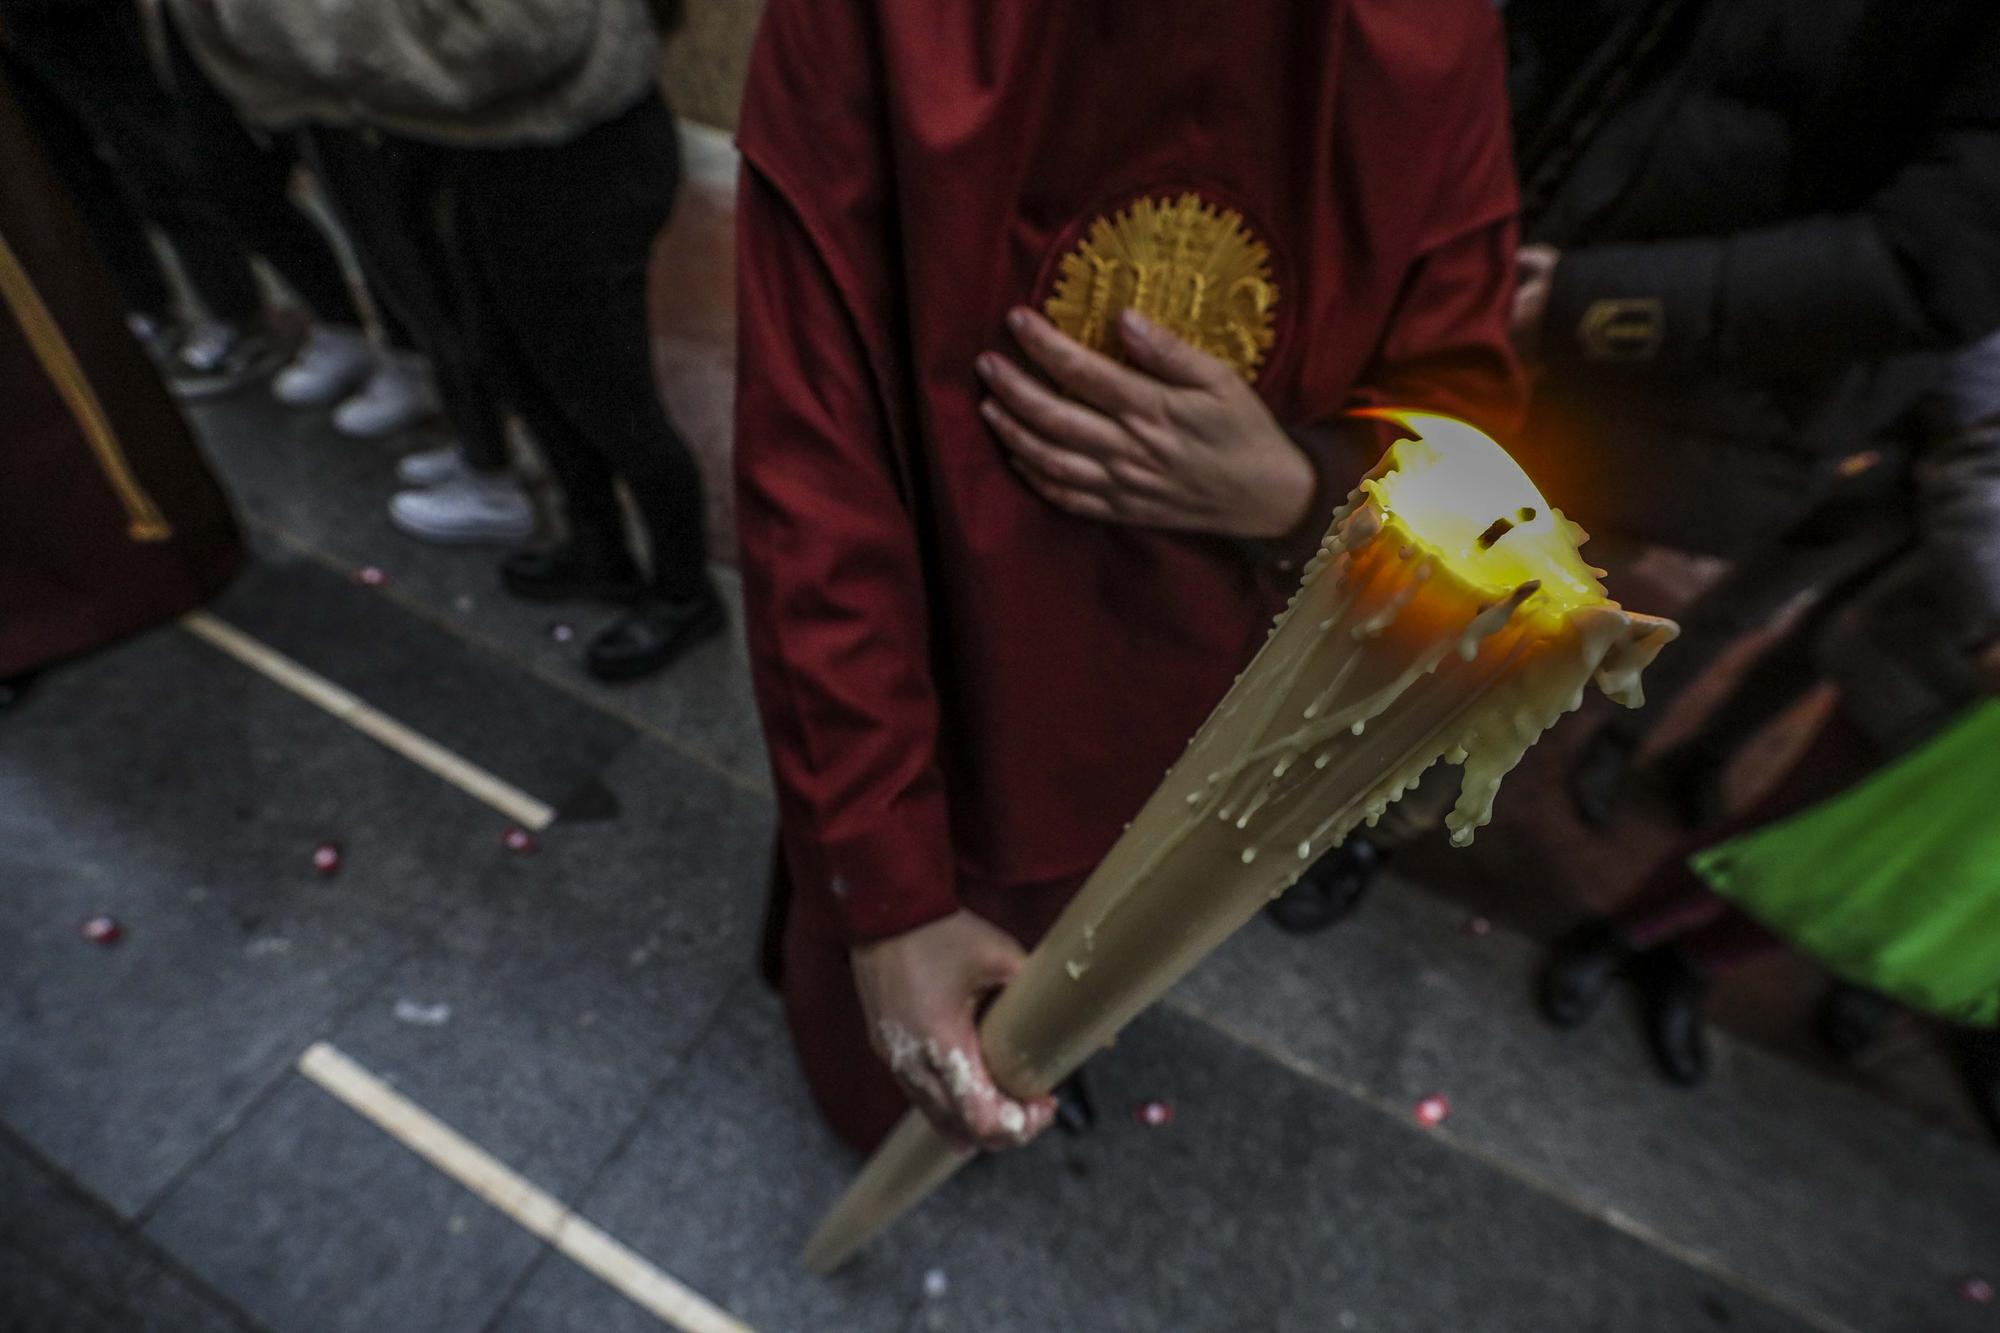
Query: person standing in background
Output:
[[1499, 0, 2000, 823], [0, 0, 413, 417], [174, 0, 721, 679]]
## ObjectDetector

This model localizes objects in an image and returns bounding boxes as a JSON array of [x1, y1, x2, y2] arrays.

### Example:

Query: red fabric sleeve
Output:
[[1261, 14, 1526, 572], [734, 163, 961, 944]]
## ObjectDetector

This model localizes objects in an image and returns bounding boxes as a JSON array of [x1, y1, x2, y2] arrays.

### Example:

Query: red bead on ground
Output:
[[80, 915, 123, 946], [1133, 1100, 1175, 1128], [1414, 1093, 1451, 1127], [311, 842, 343, 876], [356, 565, 388, 587], [502, 826, 540, 855], [1960, 1275, 1995, 1305]]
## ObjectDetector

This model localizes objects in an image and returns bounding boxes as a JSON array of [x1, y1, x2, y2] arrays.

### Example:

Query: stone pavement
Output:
[[3, 378, 1997, 1333]]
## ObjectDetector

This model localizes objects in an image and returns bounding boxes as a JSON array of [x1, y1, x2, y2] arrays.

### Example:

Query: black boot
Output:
[[500, 544, 647, 603], [1264, 836, 1383, 934], [1655, 741, 1729, 831], [1567, 726, 1636, 828], [1814, 983, 1902, 1061], [585, 586, 726, 681], [1632, 945, 1711, 1086], [1949, 1028, 2000, 1146], [1053, 1067, 1096, 1136], [1538, 920, 1638, 1028]]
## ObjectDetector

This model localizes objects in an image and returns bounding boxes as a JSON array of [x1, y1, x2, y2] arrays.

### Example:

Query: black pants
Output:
[[310, 95, 709, 599], [1, 4, 359, 327]]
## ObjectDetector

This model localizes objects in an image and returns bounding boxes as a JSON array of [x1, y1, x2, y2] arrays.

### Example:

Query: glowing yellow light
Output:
[[1354, 408, 1605, 614]]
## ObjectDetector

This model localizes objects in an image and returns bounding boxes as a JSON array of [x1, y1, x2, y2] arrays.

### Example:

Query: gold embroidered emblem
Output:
[[1044, 192, 1279, 382]]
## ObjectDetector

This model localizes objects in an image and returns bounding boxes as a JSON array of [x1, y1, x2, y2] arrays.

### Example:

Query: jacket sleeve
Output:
[[1543, 14, 2000, 382], [734, 162, 962, 945]]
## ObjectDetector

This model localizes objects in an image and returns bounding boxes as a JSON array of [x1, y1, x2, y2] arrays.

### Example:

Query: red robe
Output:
[[0, 74, 241, 677], [735, 0, 1526, 1150]]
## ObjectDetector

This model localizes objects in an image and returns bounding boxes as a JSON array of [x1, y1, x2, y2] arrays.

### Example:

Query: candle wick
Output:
[[1477, 517, 1515, 550]]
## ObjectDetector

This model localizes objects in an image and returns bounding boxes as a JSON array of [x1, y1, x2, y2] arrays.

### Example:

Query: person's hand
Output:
[[976, 307, 1314, 539], [1511, 244, 1561, 358], [1978, 638, 2000, 695], [851, 910, 1059, 1152]]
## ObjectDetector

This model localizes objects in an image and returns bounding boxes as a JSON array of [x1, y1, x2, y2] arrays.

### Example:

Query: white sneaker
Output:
[[273, 325, 374, 407], [394, 444, 471, 488], [388, 472, 536, 544], [170, 320, 283, 399], [334, 358, 439, 438]]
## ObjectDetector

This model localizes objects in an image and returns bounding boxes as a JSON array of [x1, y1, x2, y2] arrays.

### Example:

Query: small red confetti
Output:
[[1465, 915, 1493, 937], [1960, 1275, 1995, 1305], [502, 826, 539, 855], [311, 842, 343, 876], [1133, 1100, 1175, 1128], [80, 915, 123, 946], [1414, 1093, 1451, 1127], [355, 565, 388, 587], [547, 621, 576, 643]]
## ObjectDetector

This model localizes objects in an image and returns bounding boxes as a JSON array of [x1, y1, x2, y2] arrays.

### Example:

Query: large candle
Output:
[[805, 411, 1677, 1272]]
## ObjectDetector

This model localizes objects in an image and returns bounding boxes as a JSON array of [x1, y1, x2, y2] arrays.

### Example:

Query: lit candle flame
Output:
[[1353, 409, 1604, 615]]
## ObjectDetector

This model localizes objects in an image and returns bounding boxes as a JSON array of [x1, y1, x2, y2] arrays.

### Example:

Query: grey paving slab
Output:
[[190, 397, 772, 792], [1172, 879, 2000, 1333], [0, 1127, 259, 1333], [143, 1076, 543, 1333], [910, 1008, 1818, 1333], [488, 994, 925, 1333], [0, 629, 511, 1216], [211, 540, 642, 815], [318, 738, 773, 1197]]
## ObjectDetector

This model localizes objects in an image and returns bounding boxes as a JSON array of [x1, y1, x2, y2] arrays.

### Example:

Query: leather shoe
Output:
[[1632, 945, 1710, 1086], [585, 588, 726, 681], [500, 545, 646, 603], [1265, 835, 1383, 934], [1538, 920, 1637, 1028], [1053, 1068, 1096, 1136]]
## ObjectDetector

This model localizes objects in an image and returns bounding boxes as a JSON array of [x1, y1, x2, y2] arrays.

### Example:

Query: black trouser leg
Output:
[[1, 49, 176, 321], [456, 94, 709, 596], [305, 127, 512, 472], [154, 14, 360, 328]]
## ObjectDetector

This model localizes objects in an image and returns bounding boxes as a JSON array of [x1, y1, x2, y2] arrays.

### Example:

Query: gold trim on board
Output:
[[0, 229, 172, 541]]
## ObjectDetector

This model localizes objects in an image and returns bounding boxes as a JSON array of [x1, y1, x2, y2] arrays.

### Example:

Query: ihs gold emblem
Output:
[[1044, 192, 1279, 382]]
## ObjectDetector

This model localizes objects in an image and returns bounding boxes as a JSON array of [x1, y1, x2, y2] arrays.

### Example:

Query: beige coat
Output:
[[166, 0, 662, 146]]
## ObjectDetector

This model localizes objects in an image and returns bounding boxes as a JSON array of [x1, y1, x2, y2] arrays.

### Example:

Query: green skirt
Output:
[[1690, 700, 2000, 1027]]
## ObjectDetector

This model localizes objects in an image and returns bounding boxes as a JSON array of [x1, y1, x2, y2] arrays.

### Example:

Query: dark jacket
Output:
[[1820, 332, 2000, 754], [1506, 0, 2000, 555]]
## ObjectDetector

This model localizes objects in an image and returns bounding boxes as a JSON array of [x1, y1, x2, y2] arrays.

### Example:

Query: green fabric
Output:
[[1691, 700, 2000, 1027]]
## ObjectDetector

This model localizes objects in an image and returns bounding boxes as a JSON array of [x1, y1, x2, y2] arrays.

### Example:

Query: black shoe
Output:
[[1538, 920, 1638, 1028], [1814, 983, 1902, 1061], [1949, 1029, 2000, 1146], [1632, 945, 1710, 1086], [1265, 836, 1383, 934], [1053, 1068, 1096, 1136], [585, 587, 726, 681], [1568, 726, 1636, 828], [1656, 742, 1728, 831], [500, 545, 646, 603]]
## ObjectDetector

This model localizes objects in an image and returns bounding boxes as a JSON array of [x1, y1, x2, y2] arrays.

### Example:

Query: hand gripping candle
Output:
[[804, 411, 1679, 1272]]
